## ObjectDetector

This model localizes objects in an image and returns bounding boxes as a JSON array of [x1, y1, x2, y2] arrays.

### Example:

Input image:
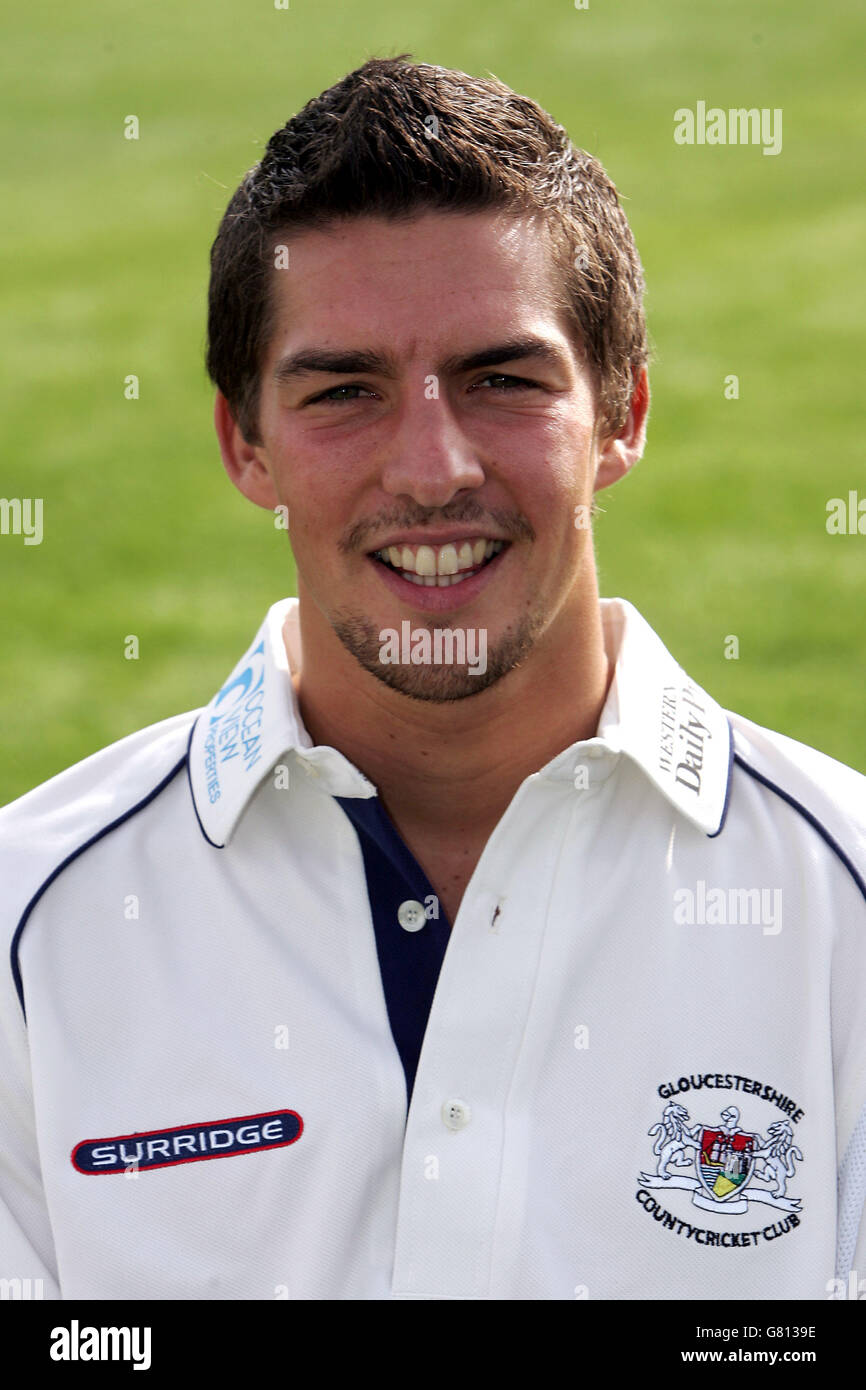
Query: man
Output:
[[1, 56, 864, 1301]]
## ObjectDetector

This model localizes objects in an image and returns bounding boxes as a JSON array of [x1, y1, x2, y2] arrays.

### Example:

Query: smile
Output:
[[370, 538, 506, 588]]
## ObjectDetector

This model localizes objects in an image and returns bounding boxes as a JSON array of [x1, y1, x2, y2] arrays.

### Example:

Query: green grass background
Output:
[[1, 0, 864, 806]]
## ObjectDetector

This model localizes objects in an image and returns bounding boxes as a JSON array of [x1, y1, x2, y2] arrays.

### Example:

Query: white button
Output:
[[442, 1099, 471, 1131], [584, 744, 606, 760], [397, 899, 426, 932], [301, 761, 320, 778]]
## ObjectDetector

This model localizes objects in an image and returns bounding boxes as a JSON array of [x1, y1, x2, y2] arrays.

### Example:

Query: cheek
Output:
[[279, 465, 366, 585], [275, 452, 351, 534], [285, 498, 337, 568], [521, 427, 597, 565], [506, 419, 596, 521]]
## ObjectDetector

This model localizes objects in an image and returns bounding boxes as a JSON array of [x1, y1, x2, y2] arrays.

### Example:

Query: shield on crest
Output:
[[697, 1126, 757, 1202]]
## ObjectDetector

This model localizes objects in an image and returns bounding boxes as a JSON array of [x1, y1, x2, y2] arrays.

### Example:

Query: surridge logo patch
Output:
[[72, 1109, 303, 1174], [636, 1071, 804, 1248]]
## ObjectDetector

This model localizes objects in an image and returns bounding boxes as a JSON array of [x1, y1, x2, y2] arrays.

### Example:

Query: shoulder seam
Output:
[[10, 752, 188, 1021], [734, 753, 866, 908]]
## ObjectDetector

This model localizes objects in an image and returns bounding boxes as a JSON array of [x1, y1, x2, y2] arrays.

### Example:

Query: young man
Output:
[[1, 57, 864, 1301]]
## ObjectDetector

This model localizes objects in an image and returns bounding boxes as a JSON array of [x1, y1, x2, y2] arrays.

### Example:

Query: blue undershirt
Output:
[[334, 794, 452, 1108]]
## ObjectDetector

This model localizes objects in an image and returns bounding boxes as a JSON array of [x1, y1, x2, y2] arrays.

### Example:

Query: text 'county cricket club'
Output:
[[203, 641, 267, 803], [636, 1072, 805, 1249]]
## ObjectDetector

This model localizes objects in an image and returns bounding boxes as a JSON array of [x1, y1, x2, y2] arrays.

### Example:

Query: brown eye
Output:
[[472, 374, 534, 392], [310, 383, 376, 403]]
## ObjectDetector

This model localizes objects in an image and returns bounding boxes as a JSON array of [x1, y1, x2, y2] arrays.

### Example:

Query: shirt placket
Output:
[[391, 775, 580, 1299]]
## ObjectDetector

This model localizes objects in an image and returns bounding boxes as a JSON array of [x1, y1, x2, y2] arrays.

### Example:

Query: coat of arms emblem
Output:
[[639, 1103, 802, 1215]]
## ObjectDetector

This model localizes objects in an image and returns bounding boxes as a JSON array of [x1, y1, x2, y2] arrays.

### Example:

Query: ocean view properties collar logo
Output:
[[202, 640, 268, 806], [188, 601, 302, 847]]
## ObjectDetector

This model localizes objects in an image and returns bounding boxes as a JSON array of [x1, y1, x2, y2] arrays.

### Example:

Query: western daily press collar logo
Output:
[[658, 681, 716, 798], [637, 1072, 805, 1249], [72, 1110, 303, 1174], [203, 640, 267, 804], [604, 606, 730, 834]]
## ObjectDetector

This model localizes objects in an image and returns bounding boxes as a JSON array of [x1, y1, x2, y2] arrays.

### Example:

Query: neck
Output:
[[291, 584, 612, 843]]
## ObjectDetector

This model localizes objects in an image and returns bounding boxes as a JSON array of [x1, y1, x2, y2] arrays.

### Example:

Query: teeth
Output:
[[437, 543, 459, 576], [374, 537, 505, 583], [391, 569, 473, 589], [415, 545, 436, 577]]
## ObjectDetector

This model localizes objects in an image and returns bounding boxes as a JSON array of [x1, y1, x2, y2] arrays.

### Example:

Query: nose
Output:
[[379, 385, 486, 509]]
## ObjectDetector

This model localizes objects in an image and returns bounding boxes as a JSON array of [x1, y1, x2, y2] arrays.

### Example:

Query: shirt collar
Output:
[[187, 599, 376, 847], [188, 596, 732, 847], [594, 598, 733, 836]]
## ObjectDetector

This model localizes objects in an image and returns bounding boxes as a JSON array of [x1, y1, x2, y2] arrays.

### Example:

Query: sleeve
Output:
[[0, 959, 60, 1298], [728, 718, 866, 1288], [0, 710, 198, 1301], [837, 1099, 866, 1284]]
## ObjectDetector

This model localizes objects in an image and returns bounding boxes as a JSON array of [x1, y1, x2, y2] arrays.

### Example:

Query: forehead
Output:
[[263, 209, 570, 365]]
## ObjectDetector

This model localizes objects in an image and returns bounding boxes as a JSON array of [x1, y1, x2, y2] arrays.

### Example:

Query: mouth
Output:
[[368, 537, 508, 588]]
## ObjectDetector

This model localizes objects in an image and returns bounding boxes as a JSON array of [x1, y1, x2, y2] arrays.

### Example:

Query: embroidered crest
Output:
[[636, 1075, 805, 1247]]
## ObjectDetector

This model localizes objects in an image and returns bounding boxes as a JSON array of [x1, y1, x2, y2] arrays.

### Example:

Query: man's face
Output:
[[240, 209, 631, 700]]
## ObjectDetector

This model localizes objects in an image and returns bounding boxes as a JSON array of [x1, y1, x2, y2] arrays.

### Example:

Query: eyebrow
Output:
[[272, 336, 568, 387]]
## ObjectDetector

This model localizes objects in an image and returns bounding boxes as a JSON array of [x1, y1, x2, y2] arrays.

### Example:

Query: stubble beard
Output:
[[330, 608, 545, 702]]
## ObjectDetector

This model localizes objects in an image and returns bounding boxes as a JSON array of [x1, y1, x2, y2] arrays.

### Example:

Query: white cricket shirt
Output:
[[1, 596, 865, 1300]]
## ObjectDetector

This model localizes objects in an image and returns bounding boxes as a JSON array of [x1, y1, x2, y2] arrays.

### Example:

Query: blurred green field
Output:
[[1, 0, 864, 806]]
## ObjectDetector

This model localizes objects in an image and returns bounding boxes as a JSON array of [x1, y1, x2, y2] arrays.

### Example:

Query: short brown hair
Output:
[[206, 55, 648, 444]]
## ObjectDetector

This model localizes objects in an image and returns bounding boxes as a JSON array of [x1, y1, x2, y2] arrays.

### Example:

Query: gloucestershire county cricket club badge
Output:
[[636, 1075, 805, 1247], [695, 1120, 757, 1210]]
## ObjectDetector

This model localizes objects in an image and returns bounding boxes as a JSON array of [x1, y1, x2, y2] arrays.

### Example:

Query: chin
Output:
[[330, 607, 544, 704]]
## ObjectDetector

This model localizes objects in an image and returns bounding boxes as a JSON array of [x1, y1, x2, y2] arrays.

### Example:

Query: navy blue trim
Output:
[[733, 753, 866, 905], [335, 794, 451, 1107], [707, 717, 735, 839], [10, 754, 188, 1020], [185, 715, 225, 849]]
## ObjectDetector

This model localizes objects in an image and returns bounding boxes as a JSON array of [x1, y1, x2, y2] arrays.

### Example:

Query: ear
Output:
[[213, 390, 281, 510], [593, 366, 650, 493]]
